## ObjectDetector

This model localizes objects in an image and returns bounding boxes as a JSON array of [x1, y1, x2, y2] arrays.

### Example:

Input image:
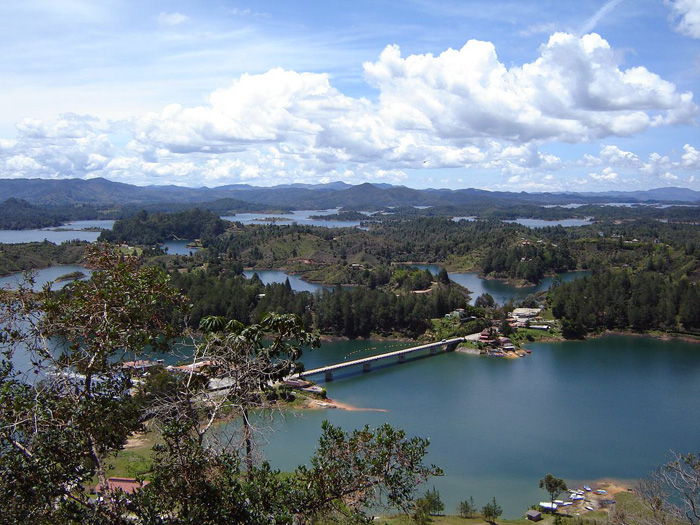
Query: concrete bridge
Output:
[[290, 337, 465, 381]]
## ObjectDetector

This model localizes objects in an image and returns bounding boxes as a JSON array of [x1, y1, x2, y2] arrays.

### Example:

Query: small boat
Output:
[[585, 506, 594, 511], [594, 489, 607, 495], [561, 502, 573, 507], [570, 495, 585, 501], [554, 500, 564, 505], [583, 486, 592, 491]]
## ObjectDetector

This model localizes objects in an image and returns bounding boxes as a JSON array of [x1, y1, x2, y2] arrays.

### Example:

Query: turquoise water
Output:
[[255, 336, 700, 518]]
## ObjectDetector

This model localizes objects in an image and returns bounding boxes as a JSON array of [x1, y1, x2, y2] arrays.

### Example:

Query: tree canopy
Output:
[[0, 244, 440, 524]]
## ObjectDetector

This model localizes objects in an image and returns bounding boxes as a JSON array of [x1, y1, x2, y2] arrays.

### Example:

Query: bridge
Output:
[[290, 337, 465, 381]]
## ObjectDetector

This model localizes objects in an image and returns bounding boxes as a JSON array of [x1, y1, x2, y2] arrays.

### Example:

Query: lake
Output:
[[411, 264, 589, 305], [255, 335, 700, 518], [452, 217, 593, 227], [0, 220, 115, 244], [162, 240, 200, 256], [0, 264, 92, 291], [504, 218, 593, 228], [221, 209, 365, 228], [243, 270, 328, 293]]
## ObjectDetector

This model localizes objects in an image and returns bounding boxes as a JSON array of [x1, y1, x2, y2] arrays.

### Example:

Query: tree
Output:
[[187, 312, 320, 472], [413, 496, 433, 525], [0, 244, 188, 523], [423, 486, 444, 516], [482, 497, 503, 524], [0, 245, 441, 523], [475, 293, 496, 309], [539, 473, 568, 510], [636, 451, 700, 525], [458, 496, 477, 518]]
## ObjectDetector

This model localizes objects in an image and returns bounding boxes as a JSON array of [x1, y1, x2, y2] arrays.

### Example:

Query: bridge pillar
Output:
[[325, 371, 333, 382], [446, 342, 458, 352], [398, 354, 406, 363], [430, 346, 438, 355], [363, 363, 371, 373]]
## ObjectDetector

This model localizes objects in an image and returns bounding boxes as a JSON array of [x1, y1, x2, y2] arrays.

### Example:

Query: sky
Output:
[[0, 0, 698, 192]]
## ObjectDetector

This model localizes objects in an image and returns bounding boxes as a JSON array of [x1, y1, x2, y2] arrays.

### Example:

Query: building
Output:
[[511, 307, 541, 321], [527, 510, 543, 521]]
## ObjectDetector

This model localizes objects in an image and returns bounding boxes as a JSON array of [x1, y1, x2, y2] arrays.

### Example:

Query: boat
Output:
[[594, 489, 607, 495], [570, 495, 585, 501], [585, 506, 594, 511], [583, 486, 592, 491]]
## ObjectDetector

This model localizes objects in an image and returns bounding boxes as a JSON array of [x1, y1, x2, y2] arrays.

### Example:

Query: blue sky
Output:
[[0, 0, 698, 191]]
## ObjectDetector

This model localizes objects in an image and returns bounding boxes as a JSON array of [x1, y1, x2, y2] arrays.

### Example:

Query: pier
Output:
[[290, 337, 465, 381]]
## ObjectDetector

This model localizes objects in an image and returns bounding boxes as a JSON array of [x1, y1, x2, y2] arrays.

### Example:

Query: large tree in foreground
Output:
[[0, 244, 440, 524], [0, 244, 187, 523]]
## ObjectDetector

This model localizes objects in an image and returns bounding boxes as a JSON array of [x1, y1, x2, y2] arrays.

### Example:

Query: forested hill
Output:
[[2, 177, 700, 207], [99, 208, 228, 245], [0, 198, 106, 229]]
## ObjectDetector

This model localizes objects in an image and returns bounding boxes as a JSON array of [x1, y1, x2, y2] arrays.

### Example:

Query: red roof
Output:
[[104, 477, 149, 494]]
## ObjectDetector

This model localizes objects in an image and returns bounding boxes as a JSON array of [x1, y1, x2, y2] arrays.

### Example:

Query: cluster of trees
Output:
[[206, 217, 583, 282], [0, 246, 440, 523], [99, 208, 229, 245], [549, 269, 700, 337], [0, 240, 88, 276], [313, 284, 466, 338], [481, 241, 575, 283], [169, 265, 467, 338]]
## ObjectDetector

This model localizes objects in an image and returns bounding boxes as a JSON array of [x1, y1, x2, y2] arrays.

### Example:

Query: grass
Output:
[[105, 448, 155, 479]]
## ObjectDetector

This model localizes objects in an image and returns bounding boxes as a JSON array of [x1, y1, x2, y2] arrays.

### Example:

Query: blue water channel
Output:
[[254, 335, 700, 519]]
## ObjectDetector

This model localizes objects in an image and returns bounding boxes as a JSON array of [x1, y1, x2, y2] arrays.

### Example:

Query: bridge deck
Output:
[[291, 337, 464, 379]]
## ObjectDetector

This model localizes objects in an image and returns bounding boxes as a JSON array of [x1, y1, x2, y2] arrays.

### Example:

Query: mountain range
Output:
[[2, 177, 699, 208]]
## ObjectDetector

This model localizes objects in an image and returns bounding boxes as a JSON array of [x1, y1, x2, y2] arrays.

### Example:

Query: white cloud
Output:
[[580, 0, 625, 34], [667, 0, 700, 38], [156, 12, 190, 27], [363, 33, 696, 144], [589, 166, 619, 181], [599, 144, 641, 167], [0, 33, 696, 188], [681, 143, 700, 168], [660, 171, 679, 180], [640, 152, 674, 177]]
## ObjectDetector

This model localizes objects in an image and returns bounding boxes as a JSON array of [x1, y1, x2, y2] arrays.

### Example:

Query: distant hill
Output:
[[1, 177, 699, 208]]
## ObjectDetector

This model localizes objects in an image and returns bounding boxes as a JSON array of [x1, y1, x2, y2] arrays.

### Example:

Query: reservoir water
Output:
[[221, 209, 365, 228], [0, 264, 92, 290], [0, 220, 115, 244], [256, 335, 700, 518], [411, 265, 589, 306], [243, 270, 328, 293]]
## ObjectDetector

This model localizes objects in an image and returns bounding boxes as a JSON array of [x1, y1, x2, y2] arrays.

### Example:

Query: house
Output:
[[511, 308, 541, 320], [527, 510, 543, 521]]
